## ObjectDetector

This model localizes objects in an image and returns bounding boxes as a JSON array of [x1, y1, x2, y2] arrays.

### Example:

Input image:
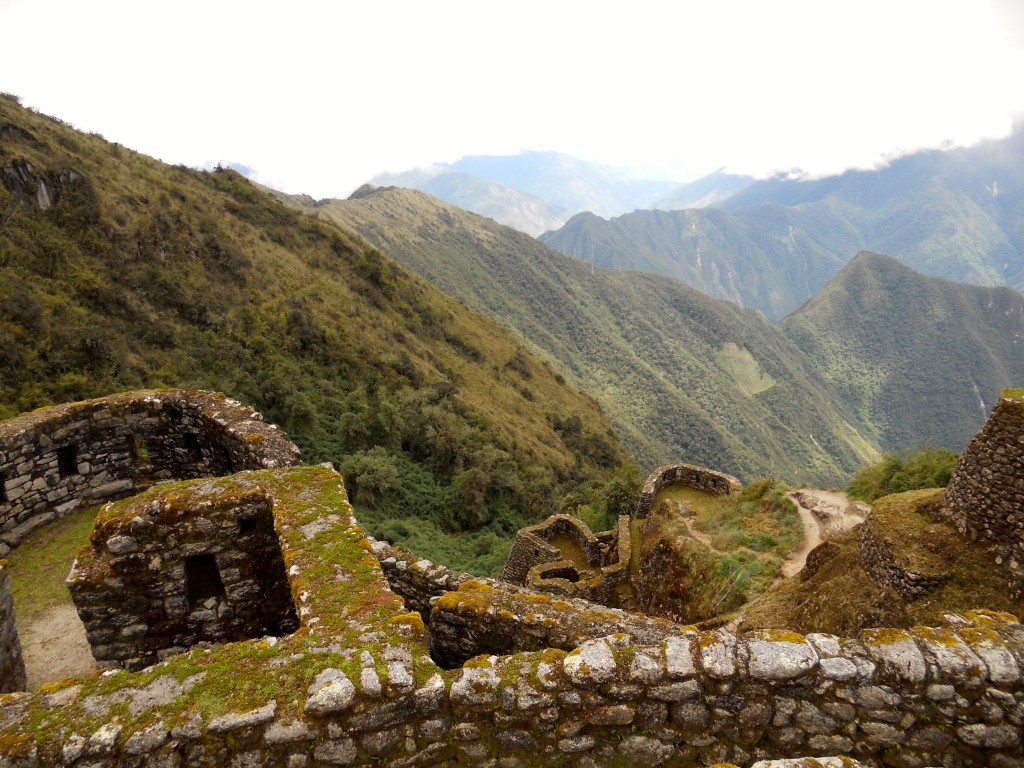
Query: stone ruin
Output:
[[499, 463, 741, 608], [634, 463, 743, 519], [68, 485, 299, 671], [499, 514, 631, 606], [942, 389, 1024, 593], [0, 389, 1022, 767], [0, 388, 301, 558]]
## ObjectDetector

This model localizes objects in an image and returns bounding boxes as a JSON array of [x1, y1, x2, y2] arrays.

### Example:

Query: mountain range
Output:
[[292, 186, 882, 486], [291, 185, 1024, 479], [543, 131, 1024, 320], [371, 151, 742, 236], [4, 93, 1022, 573]]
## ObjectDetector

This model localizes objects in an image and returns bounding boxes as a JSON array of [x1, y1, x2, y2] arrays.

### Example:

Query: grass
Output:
[[651, 480, 802, 560], [714, 342, 777, 396], [6, 504, 99, 623]]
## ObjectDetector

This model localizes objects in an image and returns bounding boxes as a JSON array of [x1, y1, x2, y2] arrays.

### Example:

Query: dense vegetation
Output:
[[294, 186, 879, 486], [0, 96, 632, 575], [846, 445, 959, 502], [781, 252, 1024, 453]]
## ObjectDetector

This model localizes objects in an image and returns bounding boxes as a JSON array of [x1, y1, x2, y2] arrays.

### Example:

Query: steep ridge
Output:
[[543, 130, 1024, 319], [362, 170, 569, 236], [541, 206, 849, 321], [0, 96, 630, 573], [780, 251, 1024, 452], [296, 186, 879, 486], [371, 150, 677, 232]]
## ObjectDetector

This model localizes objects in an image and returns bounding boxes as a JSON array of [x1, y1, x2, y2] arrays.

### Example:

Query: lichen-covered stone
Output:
[[305, 670, 356, 716], [747, 634, 818, 680], [564, 639, 617, 684]]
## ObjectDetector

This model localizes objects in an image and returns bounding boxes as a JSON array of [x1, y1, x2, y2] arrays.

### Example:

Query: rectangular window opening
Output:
[[127, 433, 150, 465], [0, 471, 6, 503], [185, 554, 226, 605], [238, 518, 257, 535], [183, 432, 203, 461], [220, 447, 234, 473], [57, 445, 77, 478]]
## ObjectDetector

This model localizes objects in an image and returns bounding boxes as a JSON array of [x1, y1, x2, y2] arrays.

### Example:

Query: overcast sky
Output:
[[2, 0, 1023, 198]]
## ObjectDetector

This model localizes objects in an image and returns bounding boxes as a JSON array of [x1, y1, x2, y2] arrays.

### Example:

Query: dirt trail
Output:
[[20, 604, 95, 690], [782, 489, 869, 578]]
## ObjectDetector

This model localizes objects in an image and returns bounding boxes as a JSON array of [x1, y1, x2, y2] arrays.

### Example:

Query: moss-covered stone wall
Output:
[[1, 466, 1021, 767], [0, 389, 301, 558], [0, 564, 25, 694], [634, 463, 743, 519], [943, 390, 1024, 593], [69, 487, 298, 671]]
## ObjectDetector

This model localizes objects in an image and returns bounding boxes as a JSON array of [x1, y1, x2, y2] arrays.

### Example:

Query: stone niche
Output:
[[68, 484, 298, 670]]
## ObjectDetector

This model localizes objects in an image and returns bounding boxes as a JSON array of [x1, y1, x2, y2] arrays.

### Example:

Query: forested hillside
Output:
[[781, 252, 1024, 451], [0, 95, 631, 574], [294, 186, 879, 486]]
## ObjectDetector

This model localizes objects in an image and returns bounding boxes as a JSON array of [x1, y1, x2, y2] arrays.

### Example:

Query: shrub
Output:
[[847, 445, 958, 501]]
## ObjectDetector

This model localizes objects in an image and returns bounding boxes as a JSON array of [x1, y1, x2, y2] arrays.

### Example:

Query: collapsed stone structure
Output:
[[500, 464, 742, 608], [0, 389, 1022, 766], [499, 514, 631, 605]]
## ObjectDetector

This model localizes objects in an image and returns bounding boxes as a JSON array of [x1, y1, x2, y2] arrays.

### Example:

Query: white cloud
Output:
[[1, 0, 1022, 197]]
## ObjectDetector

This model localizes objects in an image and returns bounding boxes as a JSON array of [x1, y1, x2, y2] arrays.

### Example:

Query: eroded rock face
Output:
[[0, 158, 81, 210]]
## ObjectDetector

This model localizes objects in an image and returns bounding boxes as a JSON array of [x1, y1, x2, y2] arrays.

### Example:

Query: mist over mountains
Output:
[[371, 151, 746, 236]]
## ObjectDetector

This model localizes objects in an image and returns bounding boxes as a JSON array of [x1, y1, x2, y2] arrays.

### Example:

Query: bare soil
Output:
[[782, 489, 868, 577], [20, 604, 95, 689]]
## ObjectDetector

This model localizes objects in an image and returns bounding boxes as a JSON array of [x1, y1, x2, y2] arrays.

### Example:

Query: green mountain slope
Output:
[[541, 207, 849, 321], [294, 186, 879, 486], [543, 131, 1024, 320], [0, 96, 630, 574], [780, 251, 1024, 451]]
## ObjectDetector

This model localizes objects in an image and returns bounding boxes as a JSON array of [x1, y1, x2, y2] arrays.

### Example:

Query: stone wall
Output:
[[0, 563, 25, 693], [1, 466, 1024, 766], [635, 463, 743, 519], [0, 389, 300, 557], [500, 514, 631, 607], [500, 514, 603, 584], [859, 515, 951, 601], [68, 485, 298, 670], [943, 389, 1024, 592]]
